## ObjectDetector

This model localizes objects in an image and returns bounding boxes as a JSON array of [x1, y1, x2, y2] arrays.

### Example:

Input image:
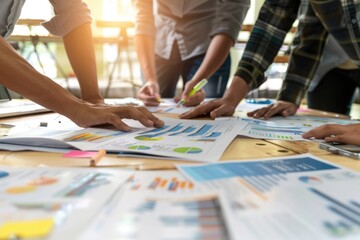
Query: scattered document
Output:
[[106, 97, 193, 114], [263, 115, 358, 128], [77, 191, 235, 240], [177, 154, 360, 239], [0, 117, 242, 162], [0, 167, 133, 240], [146, 98, 193, 114], [234, 100, 273, 117], [217, 116, 359, 141]]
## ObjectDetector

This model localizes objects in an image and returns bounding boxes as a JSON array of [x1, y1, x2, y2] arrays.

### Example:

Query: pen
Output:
[[89, 149, 106, 167], [177, 79, 208, 106]]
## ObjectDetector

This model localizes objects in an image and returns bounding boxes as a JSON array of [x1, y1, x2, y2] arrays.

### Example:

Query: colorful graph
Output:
[[173, 147, 203, 154], [247, 131, 295, 140], [64, 130, 127, 143], [5, 176, 58, 195], [134, 136, 163, 141], [55, 173, 111, 197], [6, 185, 37, 194], [130, 176, 194, 192], [194, 139, 216, 142], [136, 123, 220, 139], [244, 125, 306, 140], [179, 157, 338, 190], [298, 176, 322, 184], [309, 188, 360, 237], [149, 177, 193, 191], [118, 196, 230, 240], [157, 197, 230, 239], [14, 202, 65, 211], [127, 145, 151, 150], [138, 124, 184, 138], [28, 177, 58, 186]]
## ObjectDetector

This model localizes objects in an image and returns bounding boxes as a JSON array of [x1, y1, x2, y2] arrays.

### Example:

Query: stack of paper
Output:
[[0, 117, 243, 162], [0, 167, 132, 239]]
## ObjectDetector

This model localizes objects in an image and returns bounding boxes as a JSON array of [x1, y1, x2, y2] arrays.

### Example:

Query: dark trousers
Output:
[[155, 43, 231, 98], [307, 68, 360, 115]]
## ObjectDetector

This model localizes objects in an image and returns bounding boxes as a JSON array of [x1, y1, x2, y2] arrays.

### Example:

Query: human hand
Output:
[[179, 97, 238, 119], [247, 101, 298, 119], [83, 96, 105, 105], [180, 76, 248, 119], [302, 123, 360, 145], [137, 82, 161, 106], [72, 103, 164, 131], [176, 79, 206, 107]]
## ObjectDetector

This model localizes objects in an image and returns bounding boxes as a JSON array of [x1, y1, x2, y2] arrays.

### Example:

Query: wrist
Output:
[[82, 92, 104, 104], [146, 78, 158, 85], [224, 76, 249, 105], [67, 100, 93, 126]]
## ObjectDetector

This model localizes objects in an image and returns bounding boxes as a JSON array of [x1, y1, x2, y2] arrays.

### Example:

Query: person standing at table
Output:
[[0, 0, 163, 130], [180, 0, 360, 144], [133, 0, 250, 106]]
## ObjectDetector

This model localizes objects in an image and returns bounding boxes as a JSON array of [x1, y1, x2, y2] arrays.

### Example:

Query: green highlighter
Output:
[[177, 79, 208, 106]]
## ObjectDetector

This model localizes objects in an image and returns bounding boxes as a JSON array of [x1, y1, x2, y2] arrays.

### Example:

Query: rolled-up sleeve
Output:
[[133, 0, 156, 38], [209, 0, 250, 43], [41, 0, 92, 37]]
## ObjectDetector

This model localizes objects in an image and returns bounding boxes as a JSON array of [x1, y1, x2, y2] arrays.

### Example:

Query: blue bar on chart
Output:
[[180, 157, 338, 182], [309, 188, 360, 237], [188, 124, 213, 137]]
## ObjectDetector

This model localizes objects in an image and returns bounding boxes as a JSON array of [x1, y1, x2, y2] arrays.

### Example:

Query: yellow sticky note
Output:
[[0, 218, 54, 239]]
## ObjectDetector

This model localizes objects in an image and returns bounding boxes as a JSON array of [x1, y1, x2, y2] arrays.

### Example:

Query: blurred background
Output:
[[7, 0, 297, 102]]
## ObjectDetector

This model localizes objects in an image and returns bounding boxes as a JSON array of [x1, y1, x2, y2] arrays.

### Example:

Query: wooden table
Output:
[[0, 110, 359, 173]]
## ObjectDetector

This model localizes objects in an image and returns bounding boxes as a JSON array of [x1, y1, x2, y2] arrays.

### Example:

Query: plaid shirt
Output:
[[235, 0, 360, 105]]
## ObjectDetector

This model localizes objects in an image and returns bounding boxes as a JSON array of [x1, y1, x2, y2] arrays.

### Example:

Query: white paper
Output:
[[0, 166, 133, 240], [0, 117, 242, 162], [217, 116, 359, 141], [124, 170, 206, 194], [177, 154, 360, 239], [77, 191, 235, 240]]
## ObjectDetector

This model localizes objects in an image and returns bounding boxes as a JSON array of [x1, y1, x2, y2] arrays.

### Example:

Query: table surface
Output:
[[0, 110, 359, 173]]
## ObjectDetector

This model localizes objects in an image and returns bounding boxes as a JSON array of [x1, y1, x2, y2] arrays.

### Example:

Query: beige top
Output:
[[133, 0, 249, 60]]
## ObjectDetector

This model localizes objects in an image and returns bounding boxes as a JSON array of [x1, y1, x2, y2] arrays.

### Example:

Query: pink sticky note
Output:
[[63, 150, 98, 158]]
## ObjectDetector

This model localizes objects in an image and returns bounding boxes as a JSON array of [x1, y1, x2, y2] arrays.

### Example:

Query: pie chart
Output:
[[298, 176, 322, 184], [128, 145, 151, 150], [173, 147, 203, 154]]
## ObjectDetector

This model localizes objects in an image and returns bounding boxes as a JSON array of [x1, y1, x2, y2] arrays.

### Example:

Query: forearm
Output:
[[191, 34, 233, 83], [224, 76, 249, 105], [0, 37, 85, 118], [63, 23, 102, 102], [134, 35, 157, 84]]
